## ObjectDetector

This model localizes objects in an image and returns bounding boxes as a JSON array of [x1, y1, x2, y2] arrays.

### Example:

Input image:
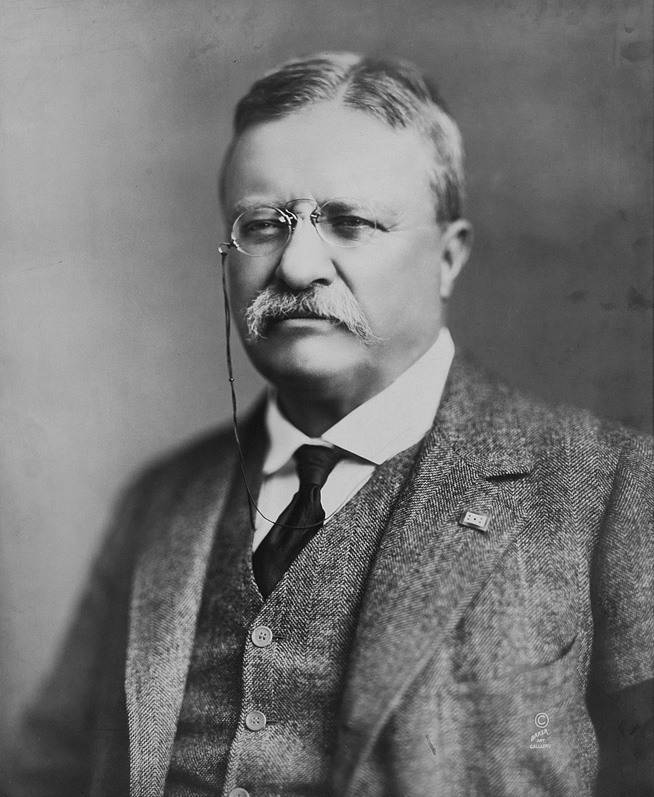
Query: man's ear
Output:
[[439, 219, 473, 300]]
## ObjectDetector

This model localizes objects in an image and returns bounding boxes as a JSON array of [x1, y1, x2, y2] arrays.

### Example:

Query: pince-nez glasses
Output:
[[220, 197, 377, 257]]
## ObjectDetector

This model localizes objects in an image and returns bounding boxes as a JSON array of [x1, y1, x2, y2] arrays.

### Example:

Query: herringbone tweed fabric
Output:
[[164, 429, 419, 796], [5, 353, 653, 797]]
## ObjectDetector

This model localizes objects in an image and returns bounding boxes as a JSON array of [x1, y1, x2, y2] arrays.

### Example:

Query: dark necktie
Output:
[[252, 444, 344, 599]]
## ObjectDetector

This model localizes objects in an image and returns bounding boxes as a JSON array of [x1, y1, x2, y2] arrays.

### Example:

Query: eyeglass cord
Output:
[[220, 248, 356, 533]]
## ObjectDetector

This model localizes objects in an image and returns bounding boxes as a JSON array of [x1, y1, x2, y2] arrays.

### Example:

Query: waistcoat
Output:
[[163, 441, 421, 797]]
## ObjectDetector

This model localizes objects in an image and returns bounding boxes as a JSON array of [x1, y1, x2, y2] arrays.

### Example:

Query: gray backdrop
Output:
[[1, 0, 652, 749]]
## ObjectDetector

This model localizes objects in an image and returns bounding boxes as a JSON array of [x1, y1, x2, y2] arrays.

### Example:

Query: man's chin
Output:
[[245, 326, 372, 385]]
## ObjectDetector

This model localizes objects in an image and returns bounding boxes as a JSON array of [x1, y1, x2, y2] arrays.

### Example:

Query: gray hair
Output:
[[223, 52, 465, 224]]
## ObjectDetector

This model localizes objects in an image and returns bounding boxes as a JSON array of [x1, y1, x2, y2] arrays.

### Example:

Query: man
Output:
[[8, 52, 653, 797]]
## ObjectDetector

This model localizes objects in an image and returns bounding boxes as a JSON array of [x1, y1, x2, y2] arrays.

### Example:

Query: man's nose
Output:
[[274, 216, 337, 291]]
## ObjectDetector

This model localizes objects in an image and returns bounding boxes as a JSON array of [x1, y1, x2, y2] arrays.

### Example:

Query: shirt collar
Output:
[[262, 327, 455, 475]]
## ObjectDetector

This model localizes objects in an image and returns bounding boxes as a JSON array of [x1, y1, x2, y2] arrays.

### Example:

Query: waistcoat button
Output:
[[245, 710, 267, 731], [228, 789, 250, 797], [251, 625, 273, 647]]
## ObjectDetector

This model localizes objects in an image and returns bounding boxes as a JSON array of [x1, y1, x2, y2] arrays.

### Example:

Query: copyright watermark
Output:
[[529, 713, 552, 748]]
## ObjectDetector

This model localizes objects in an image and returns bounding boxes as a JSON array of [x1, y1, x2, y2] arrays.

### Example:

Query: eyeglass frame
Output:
[[219, 197, 379, 257]]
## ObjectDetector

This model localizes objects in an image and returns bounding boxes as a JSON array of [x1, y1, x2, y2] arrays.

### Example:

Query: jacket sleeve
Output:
[[588, 432, 654, 796], [4, 473, 154, 797]]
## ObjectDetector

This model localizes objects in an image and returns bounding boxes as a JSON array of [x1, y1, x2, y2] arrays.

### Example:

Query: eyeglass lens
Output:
[[231, 198, 377, 256]]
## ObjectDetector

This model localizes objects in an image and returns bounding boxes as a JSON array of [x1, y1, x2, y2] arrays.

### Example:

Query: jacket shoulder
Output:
[[137, 421, 237, 490], [127, 392, 267, 502], [442, 353, 653, 478]]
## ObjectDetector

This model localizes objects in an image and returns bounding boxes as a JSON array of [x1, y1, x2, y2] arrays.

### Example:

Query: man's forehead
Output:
[[221, 104, 435, 218]]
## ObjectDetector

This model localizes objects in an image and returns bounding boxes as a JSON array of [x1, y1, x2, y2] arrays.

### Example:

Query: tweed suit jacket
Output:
[[8, 354, 654, 797]]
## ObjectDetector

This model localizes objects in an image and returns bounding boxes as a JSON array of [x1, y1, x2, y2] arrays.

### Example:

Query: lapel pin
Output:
[[459, 509, 491, 532]]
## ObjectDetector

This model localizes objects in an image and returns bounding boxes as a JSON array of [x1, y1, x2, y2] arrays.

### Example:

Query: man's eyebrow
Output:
[[232, 197, 282, 214], [230, 196, 401, 220]]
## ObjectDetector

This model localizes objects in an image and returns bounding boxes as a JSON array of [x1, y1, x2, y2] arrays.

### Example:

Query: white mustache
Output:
[[244, 284, 381, 344]]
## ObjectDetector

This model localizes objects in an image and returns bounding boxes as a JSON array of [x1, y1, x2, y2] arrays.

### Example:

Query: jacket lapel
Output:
[[125, 401, 266, 797], [334, 355, 535, 795]]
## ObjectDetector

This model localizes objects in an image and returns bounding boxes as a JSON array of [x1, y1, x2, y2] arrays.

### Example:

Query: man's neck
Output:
[[275, 381, 378, 438]]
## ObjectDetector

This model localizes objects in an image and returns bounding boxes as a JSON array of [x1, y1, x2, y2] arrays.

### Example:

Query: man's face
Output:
[[221, 102, 469, 402]]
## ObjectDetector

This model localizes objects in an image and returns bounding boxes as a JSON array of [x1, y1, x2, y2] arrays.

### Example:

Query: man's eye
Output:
[[245, 220, 284, 232], [329, 215, 374, 228], [240, 218, 287, 238]]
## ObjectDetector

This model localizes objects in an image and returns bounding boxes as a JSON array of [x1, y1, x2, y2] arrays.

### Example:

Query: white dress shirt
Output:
[[251, 327, 455, 551]]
